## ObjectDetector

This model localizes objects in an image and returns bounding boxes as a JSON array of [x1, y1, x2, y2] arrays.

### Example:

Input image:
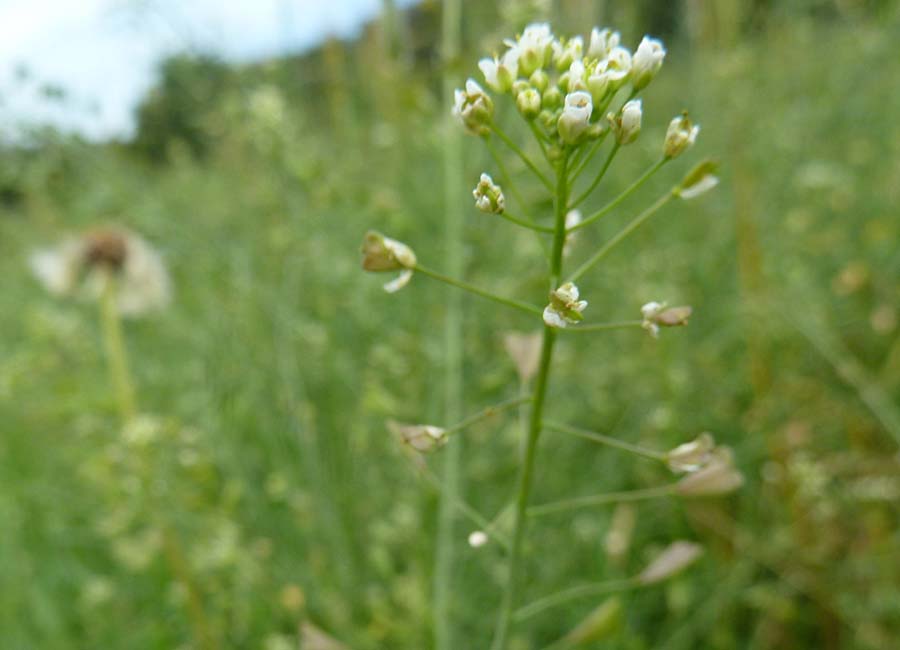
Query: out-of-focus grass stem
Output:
[[434, 0, 463, 646]]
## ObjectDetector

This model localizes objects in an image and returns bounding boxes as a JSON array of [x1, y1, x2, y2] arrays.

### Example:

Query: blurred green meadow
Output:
[[2, 1, 900, 648]]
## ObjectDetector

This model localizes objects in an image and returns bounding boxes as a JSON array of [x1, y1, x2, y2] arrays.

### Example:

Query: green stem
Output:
[[491, 150, 570, 650], [570, 158, 668, 231], [527, 121, 550, 161], [99, 274, 137, 424], [491, 124, 554, 192], [434, 0, 463, 645], [445, 396, 533, 437], [514, 577, 640, 621], [497, 210, 554, 233], [486, 137, 530, 217], [422, 469, 512, 552], [568, 190, 676, 283], [569, 143, 620, 209], [414, 264, 542, 317], [543, 420, 666, 462], [529, 485, 673, 517], [568, 132, 609, 185], [563, 320, 643, 332]]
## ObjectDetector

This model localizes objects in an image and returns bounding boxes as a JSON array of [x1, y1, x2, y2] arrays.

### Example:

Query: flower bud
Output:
[[361, 231, 417, 293], [543, 282, 588, 328], [467, 531, 489, 548], [452, 79, 494, 136], [529, 69, 549, 93], [631, 36, 666, 90], [675, 448, 744, 496], [609, 99, 642, 145], [666, 432, 715, 473], [566, 60, 587, 92], [588, 27, 620, 59], [541, 86, 563, 111], [552, 36, 583, 71], [664, 112, 700, 159], [640, 301, 692, 337], [478, 48, 519, 93], [676, 159, 719, 199], [387, 420, 447, 453], [637, 541, 703, 585], [557, 91, 593, 145], [472, 173, 505, 214], [516, 87, 542, 120]]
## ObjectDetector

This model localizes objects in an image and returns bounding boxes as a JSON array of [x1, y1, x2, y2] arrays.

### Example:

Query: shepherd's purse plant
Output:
[[361, 22, 740, 649]]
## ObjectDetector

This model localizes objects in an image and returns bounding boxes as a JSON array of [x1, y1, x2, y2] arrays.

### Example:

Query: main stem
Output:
[[491, 151, 570, 650]]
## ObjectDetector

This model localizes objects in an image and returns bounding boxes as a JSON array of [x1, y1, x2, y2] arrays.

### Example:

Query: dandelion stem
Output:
[[568, 190, 676, 283], [491, 124, 554, 192], [99, 273, 137, 424], [529, 485, 674, 517], [570, 158, 668, 230], [498, 210, 554, 233], [445, 396, 533, 436], [562, 320, 644, 332], [490, 150, 570, 650], [543, 420, 667, 462], [514, 577, 640, 621], [569, 143, 620, 209], [414, 264, 542, 317]]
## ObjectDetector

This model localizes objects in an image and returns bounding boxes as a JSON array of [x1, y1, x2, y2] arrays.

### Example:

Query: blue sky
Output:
[[0, 0, 418, 140]]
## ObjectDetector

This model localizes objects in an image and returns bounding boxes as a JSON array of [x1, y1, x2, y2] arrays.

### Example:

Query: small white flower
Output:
[[467, 531, 489, 548], [552, 35, 583, 71], [478, 48, 519, 92], [631, 36, 666, 89], [361, 231, 417, 293], [609, 99, 642, 144], [511, 23, 554, 76], [387, 421, 447, 453], [588, 27, 620, 59], [664, 112, 700, 159], [667, 432, 716, 473], [557, 91, 593, 144], [675, 448, 744, 496], [678, 174, 719, 199], [566, 59, 587, 92], [472, 173, 505, 214], [516, 87, 542, 119], [543, 282, 588, 328], [452, 79, 494, 135], [641, 301, 692, 337], [676, 160, 720, 199]]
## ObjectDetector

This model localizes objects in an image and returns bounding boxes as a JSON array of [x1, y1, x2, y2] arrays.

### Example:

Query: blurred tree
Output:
[[131, 55, 232, 163]]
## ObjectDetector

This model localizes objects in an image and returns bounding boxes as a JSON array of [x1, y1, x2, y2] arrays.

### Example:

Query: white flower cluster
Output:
[[454, 24, 671, 149]]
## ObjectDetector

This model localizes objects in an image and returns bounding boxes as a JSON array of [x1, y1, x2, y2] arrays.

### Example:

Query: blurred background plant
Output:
[[1, 1, 899, 649]]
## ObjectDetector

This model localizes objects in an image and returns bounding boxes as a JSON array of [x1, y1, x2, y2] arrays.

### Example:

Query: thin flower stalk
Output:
[[490, 124, 554, 192], [514, 578, 640, 621], [444, 396, 533, 437], [528, 485, 674, 517], [413, 264, 543, 316], [568, 189, 676, 283], [569, 142, 620, 209], [560, 319, 644, 332], [570, 157, 668, 230], [544, 420, 666, 462]]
